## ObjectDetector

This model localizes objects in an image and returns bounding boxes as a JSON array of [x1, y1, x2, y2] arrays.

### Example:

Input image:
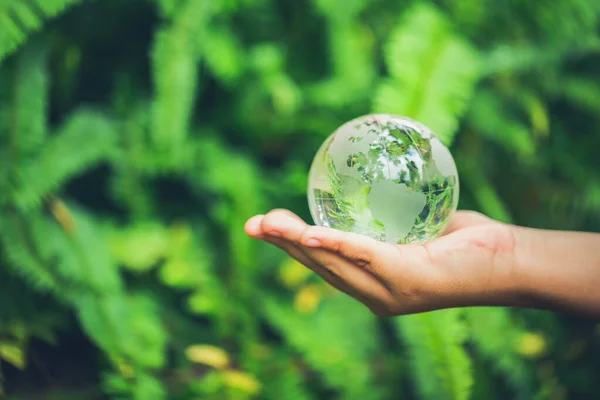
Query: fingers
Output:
[[245, 209, 392, 306], [259, 209, 308, 240], [245, 213, 317, 269], [298, 226, 384, 276], [244, 214, 266, 238], [292, 244, 389, 303], [246, 213, 355, 294], [244, 210, 306, 238]]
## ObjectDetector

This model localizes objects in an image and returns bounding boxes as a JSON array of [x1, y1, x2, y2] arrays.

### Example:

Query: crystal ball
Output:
[[307, 114, 459, 244]]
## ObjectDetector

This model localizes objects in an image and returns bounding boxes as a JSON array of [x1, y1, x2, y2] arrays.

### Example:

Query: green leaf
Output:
[[465, 308, 534, 398], [0, 342, 25, 369], [126, 294, 168, 369], [132, 372, 166, 400], [481, 38, 600, 76], [108, 222, 170, 272], [313, 0, 369, 21], [202, 24, 246, 85], [0, 210, 63, 293], [373, 3, 480, 145], [519, 0, 600, 45], [150, 28, 198, 162], [561, 78, 600, 115], [258, 352, 312, 400], [13, 109, 118, 210], [468, 89, 536, 157], [395, 309, 473, 400], [263, 292, 384, 400], [76, 293, 131, 358], [0, 0, 81, 62], [11, 39, 49, 154], [458, 157, 513, 223], [149, 0, 217, 166], [307, 20, 375, 108]]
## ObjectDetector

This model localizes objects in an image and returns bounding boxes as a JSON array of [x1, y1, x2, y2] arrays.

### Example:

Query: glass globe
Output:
[[307, 114, 459, 244]]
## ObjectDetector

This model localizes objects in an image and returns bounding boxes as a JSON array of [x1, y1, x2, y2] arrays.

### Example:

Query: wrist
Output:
[[427, 222, 534, 310], [506, 225, 544, 308], [457, 223, 538, 309], [510, 225, 600, 315], [474, 223, 535, 308]]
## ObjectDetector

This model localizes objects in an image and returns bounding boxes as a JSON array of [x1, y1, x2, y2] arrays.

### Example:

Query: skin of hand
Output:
[[245, 209, 600, 317]]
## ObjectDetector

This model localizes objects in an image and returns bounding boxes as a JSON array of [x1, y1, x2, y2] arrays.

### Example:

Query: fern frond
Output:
[[107, 104, 157, 216], [202, 23, 246, 86], [132, 371, 166, 400], [52, 207, 123, 293], [258, 353, 313, 400], [0, 204, 121, 299], [465, 308, 534, 398], [59, 211, 167, 392], [263, 293, 384, 400], [468, 89, 536, 157], [154, 0, 186, 18], [0, 264, 64, 338], [560, 77, 600, 115], [187, 136, 265, 272], [13, 109, 118, 210], [373, 3, 480, 145], [517, 0, 600, 45], [313, 0, 369, 21], [150, 0, 216, 167], [76, 292, 133, 358], [247, 45, 303, 116], [307, 20, 376, 108], [123, 293, 168, 369], [0, 210, 62, 293], [108, 221, 170, 273], [0, 0, 81, 63], [482, 38, 600, 76], [457, 156, 513, 223], [150, 28, 197, 164], [308, 0, 374, 108], [395, 309, 473, 400], [11, 39, 49, 154]]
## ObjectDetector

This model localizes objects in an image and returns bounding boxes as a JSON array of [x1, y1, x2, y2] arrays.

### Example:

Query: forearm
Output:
[[513, 226, 600, 317]]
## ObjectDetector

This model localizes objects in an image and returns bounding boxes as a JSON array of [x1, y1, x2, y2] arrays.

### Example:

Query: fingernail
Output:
[[305, 238, 321, 247], [268, 231, 281, 237]]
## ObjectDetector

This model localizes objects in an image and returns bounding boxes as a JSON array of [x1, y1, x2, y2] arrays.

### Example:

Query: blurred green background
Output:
[[1, 0, 600, 399]]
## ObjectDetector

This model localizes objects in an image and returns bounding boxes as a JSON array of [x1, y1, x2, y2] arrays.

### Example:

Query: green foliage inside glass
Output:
[[1, 0, 599, 399]]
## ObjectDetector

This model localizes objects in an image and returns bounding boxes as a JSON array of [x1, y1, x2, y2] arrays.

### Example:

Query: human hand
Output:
[[245, 209, 525, 316]]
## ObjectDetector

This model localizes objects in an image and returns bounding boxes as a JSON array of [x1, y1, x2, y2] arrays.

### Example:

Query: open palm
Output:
[[245, 209, 519, 316]]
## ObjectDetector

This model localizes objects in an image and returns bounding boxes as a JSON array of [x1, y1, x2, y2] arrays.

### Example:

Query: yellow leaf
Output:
[[294, 284, 321, 314], [49, 198, 76, 236], [222, 370, 262, 395], [523, 93, 549, 137], [185, 345, 230, 369], [0, 343, 25, 370], [279, 257, 311, 288], [515, 332, 547, 358]]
